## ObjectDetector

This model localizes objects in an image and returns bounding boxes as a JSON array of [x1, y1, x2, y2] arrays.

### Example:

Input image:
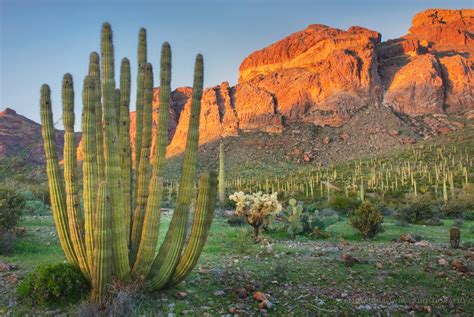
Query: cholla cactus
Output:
[[229, 191, 281, 241]]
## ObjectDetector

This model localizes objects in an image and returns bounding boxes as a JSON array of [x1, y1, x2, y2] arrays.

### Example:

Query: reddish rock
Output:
[[388, 129, 399, 136], [384, 54, 444, 116], [253, 291, 267, 302], [409, 9, 474, 47], [439, 55, 474, 114], [340, 132, 350, 142], [452, 260, 469, 273], [323, 136, 330, 145], [303, 153, 312, 162]]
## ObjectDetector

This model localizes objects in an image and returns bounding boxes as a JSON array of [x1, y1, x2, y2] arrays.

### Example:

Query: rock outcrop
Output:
[[0, 108, 70, 165], [380, 9, 473, 116]]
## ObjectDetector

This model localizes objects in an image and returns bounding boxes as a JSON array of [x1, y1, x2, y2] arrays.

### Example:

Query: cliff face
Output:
[[163, 9, 473, 155], [2, 9, 473, 163], [380, 9, 474, 116]]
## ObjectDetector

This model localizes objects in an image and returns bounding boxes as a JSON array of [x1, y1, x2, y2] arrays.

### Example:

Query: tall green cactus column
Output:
[[168, 171, 217, 286], [62, 74, 90, 279], [134, 28, 147, 183], [82, 75, 98, 274], [87, 52, 104, 182], [133, 43, 171, 278], [219, 143, 225, 206], [119, 58, 132, 245], [101, 22, 130, 280], [147, 54, 204, 290], [130, 63, 153, 264], [40, 84, 78, 267]]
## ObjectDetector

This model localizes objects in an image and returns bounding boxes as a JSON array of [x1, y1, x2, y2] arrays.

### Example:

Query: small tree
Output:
[[229, 191, 282, 241], [0, 185, 25, 253], [349, 201, 383, 239]]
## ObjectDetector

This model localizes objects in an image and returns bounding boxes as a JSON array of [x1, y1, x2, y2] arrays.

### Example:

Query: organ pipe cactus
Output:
[[40, 22, 216, 302]]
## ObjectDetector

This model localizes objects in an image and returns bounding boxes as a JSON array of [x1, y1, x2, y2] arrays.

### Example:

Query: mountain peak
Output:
[[1, 107, 17, 116]]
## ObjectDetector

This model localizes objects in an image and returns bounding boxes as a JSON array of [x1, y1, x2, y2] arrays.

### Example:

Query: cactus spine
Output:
[[219, 143, 225, 206], [40, 23, 216, 302]]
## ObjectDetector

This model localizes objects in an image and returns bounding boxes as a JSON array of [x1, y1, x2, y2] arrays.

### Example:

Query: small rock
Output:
[[175, 291, 187, 299], [375, 262, 383, 269], [259, 299, 273, 310], [323, 136, 330, 145], [253, 291, 267, 302], [388, 129, 399, 136], [400, 233, 416, 243], [0, 263, 9, 272], [7, 273, 18, 284], [340, 132, 350, 142], [228, 307, 237, 314], [438, 258, 449, 266], [303, 153, 312, 162], [452, 260, 468, 273], [415, 240, 429, 247], [342, 253, 360, 267], [235, 287, 248, 299], [213, 290, 225, 297]]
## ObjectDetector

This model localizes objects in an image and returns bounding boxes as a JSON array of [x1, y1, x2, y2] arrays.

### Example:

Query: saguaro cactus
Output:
[[40, 23, 216, 302], [219, 143, 225, 207]]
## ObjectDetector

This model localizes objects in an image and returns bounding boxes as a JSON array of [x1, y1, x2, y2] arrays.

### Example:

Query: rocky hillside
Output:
[[156, 8, 473, 157], [1, 9, 473, 165]]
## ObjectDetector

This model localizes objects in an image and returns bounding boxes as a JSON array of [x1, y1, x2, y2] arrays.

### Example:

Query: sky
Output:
[[1, 0, 472, 128]]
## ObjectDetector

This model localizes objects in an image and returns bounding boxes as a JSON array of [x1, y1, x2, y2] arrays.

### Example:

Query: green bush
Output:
[[329, 193, 360, 216], [464, 210, 474, 221], [443, 184, 474, 218], [0, 185, 25, 254], [396, 193, 442, 225], [17, 263, 89, 307], [349, 201, 384, 239]]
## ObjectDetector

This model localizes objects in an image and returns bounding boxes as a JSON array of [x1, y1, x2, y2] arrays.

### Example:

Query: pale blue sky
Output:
[[1, 0, 471, 128]]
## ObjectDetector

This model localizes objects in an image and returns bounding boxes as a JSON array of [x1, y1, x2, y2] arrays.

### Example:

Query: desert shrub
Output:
[[464, 210, 474, 221], [453, 219, 464, 228], [229, 191, 282, 241], [0, 185, 25, 254], [443, 184, 474, 218], [329, 193, 360, 216], [313, 208, 339, 229], [17, 263, 89, 307], [349, 201, 384, 239], [277, 202, 337, 238], [396, 193, 442, 225]]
